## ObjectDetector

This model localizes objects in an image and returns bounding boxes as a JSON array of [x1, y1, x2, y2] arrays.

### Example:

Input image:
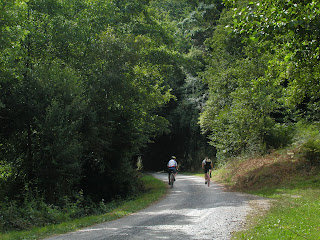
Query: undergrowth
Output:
[[0, 189, 122, 233], [212, 134, 320, 239], [0, 174, 166, 240]]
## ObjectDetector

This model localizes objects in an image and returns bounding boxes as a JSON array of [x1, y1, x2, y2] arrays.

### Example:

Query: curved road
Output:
[[46, 173, 264, 240]]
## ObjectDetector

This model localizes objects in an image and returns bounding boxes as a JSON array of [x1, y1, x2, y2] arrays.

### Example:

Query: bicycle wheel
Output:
[[170, 172, 174, 188]]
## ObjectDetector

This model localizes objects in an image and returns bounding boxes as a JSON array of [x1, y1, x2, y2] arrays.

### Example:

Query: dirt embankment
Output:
[[214, 147, 317, 191]]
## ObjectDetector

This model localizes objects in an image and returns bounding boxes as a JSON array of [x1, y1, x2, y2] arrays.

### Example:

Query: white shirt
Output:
[[167, 159, 177, 167], [202, 159, 212, 165]]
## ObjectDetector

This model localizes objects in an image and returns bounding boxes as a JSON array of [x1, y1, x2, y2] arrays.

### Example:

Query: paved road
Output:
[[46, 173, 264, 240]]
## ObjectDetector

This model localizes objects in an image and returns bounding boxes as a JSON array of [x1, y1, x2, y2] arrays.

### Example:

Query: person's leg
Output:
[[204, 169, 207, 184]]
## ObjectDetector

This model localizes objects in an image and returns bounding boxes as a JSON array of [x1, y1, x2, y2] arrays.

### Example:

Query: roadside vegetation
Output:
[[0, 175, 166, 240], [212, 123, 320, 239]]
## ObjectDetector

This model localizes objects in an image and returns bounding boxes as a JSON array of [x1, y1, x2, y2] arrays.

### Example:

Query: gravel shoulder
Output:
[[46, 173, 269, 240]]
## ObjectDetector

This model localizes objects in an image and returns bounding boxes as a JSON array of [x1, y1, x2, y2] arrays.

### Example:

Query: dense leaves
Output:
[[141, 0, 223, 171], [0, 0, 175, 206], [200, 0, 319, 162], [230, 0, 320, 117]]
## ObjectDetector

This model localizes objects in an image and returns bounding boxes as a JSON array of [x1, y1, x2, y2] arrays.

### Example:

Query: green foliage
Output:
[[230, 0, 320, 120], [302, 138, 320, 166], [264, 123, 295, 150], [0, 183, 135, 233], [294, 122, 320, 166], [200, 1, 320, 162], [176, 1, 221, 51], [0, 0, 176, 211], [200, 8, 279, 161], [142, 1, 223, 171], [0, 174, 166, 237]]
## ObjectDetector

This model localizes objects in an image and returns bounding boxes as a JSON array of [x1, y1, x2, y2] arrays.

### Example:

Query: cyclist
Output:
[[202, 157, 213, 184], [167, 156, 178, 185]]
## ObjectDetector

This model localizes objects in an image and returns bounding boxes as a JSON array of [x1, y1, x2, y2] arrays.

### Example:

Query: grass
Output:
[[234, 179, 320, 240], [211, 147, 320, 240], [0, 174, 167, 240]]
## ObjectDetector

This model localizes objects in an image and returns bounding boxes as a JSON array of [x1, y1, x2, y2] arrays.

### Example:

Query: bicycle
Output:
[[205, 169, 211, 187], [202, 157, 213, 187], [168, 169, 175, 188]]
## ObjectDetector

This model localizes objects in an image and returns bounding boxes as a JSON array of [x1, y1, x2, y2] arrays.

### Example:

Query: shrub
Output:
[[0, 190, 115, 233], [302, 138, 320, 166], [266, 123, 295, 149], [294, 122, 320, 166]]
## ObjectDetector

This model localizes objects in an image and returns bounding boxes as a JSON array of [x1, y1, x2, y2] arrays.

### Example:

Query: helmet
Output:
[[171, 156, 176, 159]]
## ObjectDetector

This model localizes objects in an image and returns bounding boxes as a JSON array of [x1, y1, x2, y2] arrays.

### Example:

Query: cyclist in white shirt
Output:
[[167, 156, 178, 185]]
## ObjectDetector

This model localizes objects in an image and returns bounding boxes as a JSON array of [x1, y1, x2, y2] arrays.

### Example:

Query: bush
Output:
[[0, 190, 116, 233], [0, 199, 47, 232], [266, 123, 295, 149], [302, 138, 320, 166], [295, 122, 320, 166]]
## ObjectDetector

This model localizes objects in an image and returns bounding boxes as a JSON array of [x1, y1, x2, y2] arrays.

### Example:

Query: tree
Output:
[[229, 0, 320, 121], [1, 0, 176, 203], [199, 6, 293, 162]]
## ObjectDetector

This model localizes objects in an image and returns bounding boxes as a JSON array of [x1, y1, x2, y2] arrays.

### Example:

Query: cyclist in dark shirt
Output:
[[202, 157, 213, 184]]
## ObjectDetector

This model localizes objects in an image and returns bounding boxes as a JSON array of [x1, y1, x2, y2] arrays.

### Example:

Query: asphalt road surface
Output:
[[46, 173, 265, 240]]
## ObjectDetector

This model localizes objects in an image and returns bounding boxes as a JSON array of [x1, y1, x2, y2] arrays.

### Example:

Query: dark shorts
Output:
[[168, 167, 177, 174], [204, 167, 211, 173]]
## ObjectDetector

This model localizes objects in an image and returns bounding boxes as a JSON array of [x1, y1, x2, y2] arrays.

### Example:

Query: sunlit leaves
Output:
[[229, 0, 320, 120], [0, 0, 28, 84], [200, 6, 293, 161], [0, 0, 27, 48]]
